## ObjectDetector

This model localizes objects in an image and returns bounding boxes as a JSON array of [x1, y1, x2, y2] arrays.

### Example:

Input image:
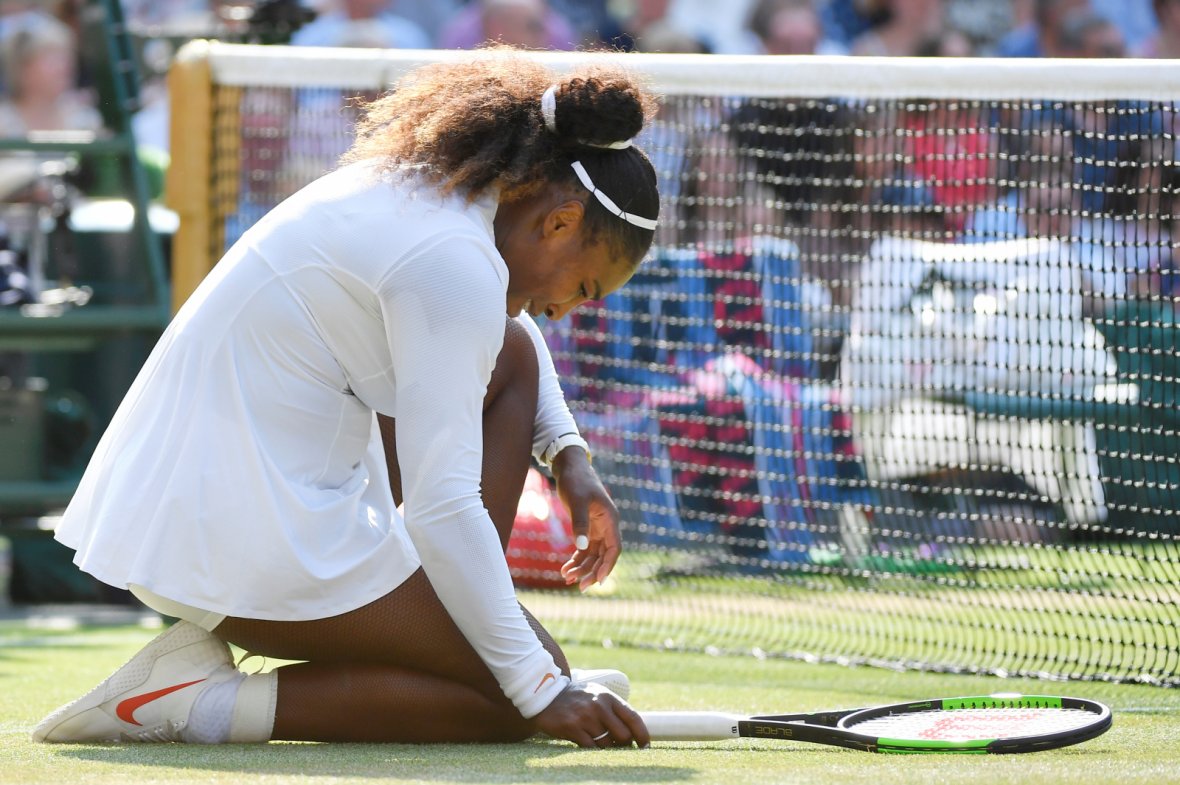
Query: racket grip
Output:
[[641, 711, 744, 741]]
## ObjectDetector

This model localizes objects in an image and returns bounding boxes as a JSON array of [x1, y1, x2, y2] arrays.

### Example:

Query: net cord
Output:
[[184, 41, 1180, 101]]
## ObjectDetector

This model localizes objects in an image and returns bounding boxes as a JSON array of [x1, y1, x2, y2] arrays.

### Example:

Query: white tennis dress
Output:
[[54, 160, 578, 717]]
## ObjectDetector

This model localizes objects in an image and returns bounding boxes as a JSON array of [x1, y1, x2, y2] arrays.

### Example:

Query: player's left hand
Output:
[[551, 447, 620, 591]]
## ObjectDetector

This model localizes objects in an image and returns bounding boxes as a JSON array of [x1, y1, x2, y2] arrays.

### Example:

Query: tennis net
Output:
[[168, 43, 1180, 686]]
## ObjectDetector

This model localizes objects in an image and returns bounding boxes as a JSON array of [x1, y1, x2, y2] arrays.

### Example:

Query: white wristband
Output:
[[541, 433, 591, 467]]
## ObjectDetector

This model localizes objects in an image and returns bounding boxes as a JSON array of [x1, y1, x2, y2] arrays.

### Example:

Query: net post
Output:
[[166, 40, 215, 313]]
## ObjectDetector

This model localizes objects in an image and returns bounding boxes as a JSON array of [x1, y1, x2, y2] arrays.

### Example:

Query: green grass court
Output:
[[3, 615, 1179, 785], [525, 545, 1180, 685]]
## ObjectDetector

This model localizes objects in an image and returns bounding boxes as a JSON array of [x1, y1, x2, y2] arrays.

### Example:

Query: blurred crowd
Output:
[[0, 0, 1175, 140], [111, 0, 1175, 59], [1, 0, 1177, 305], [0, 0, 1175, 346]]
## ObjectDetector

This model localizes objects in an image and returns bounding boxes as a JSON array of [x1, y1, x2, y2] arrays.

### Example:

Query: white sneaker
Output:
[[32, 621, 239, 743], [570, 667, 630, 701]]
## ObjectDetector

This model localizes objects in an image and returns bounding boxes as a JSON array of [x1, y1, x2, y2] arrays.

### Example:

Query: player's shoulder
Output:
[[292, 162, 502, 272]]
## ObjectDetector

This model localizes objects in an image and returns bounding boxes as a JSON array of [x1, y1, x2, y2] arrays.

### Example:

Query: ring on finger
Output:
[[592, 731, 610, 741]]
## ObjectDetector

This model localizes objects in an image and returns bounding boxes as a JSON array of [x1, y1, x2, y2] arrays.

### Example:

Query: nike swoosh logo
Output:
[[115, 679, 207, 726], [533, 672, 556, 693]]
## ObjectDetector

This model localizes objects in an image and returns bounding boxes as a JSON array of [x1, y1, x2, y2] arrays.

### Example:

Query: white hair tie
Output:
[[541, 84, 636, 150], [591, 138, 634, 150], [570, 160, 657, 231], [541, 85, 559, 134]]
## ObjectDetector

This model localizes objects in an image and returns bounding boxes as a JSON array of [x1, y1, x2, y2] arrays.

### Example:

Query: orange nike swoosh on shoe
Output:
[[115, 679, 207, 726], [532, 672, 556, 693]]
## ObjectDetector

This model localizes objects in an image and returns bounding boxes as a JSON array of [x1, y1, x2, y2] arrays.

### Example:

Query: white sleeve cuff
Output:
[[540, 433, 591, 468], [504, 668, 572, 719]]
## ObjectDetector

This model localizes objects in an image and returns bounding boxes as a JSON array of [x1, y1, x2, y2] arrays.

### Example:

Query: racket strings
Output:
[[846, 707, 1099, 741]]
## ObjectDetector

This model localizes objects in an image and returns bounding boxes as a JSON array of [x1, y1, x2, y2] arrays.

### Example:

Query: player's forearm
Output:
[[550, 439, 592, 482]]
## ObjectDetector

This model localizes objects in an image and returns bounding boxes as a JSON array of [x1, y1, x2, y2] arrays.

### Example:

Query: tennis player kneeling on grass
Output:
[[32, 49, 659, 749]]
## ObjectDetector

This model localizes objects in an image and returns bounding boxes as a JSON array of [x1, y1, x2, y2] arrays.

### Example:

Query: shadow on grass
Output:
[[53, 741, 696, 782]]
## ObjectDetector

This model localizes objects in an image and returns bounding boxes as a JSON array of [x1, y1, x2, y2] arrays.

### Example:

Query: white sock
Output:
[[181, 671, 245, 744], [179, 670, 278, 744], [228, 671, 278, 743]]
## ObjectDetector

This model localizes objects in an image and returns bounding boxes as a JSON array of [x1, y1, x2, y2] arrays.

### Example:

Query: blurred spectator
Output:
[[1008, 0, 1035, 29], [965, 130, 1158, 310], [692, 130, 787, 254], [903, 101, 998, 232], [1, 1, 63, 38], [1057, 8, 1125, 57], [1133, 0, 1180, 56], [0, 1, 55, 95], [481, 0, 553, 49], [872, 179, 949, 239], [630, 19, 709, 53], [830, 0, 999, 49], [0, 247, 32, 304], [850, 0, 946, 56], [727, 94, 856, 250], [1158, 207, 1180, 300], [915, 24, 976, 56], [725, 93, 863, 300], [120, 0, 212, 31], [992, 0, 1090, 57], [0, 10, 101, 136], [821, 0, 883, 48], [1058, 12, 1149, 218], [547, 0, 616, 46], [667, 0, 760, 53], [125, 0, 313, 39], [384, 0, 462, 44], [1023, 181, 1080, 250], [438, 0, 577, 50], [289, 0, 430, 48], [747, 0, 849, 55], [0, 4, 94, 350], [944, 0, 1019, 49], [238, 1, 317, 44], [961, 130, 1064, 243], [1107, 138, 1174, 298], [1088, 0, 1157, 51], [603, 0, 680, 51]]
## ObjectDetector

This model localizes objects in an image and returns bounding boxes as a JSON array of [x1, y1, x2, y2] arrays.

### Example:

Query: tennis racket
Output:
[[642, 693, 1111, 754]]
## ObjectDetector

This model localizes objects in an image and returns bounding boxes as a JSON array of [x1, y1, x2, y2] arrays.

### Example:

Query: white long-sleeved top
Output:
[[55, 161, 577, 717]]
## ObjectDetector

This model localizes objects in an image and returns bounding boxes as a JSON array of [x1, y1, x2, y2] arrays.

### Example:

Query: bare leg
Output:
[[220, 569, 538, 742], [214, 318, 568, 743], [272, 662, 525, 743]]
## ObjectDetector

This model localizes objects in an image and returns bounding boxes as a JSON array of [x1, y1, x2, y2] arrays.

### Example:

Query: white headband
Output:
[[540, 84, 635, 151], [571, 160, 658, 231]]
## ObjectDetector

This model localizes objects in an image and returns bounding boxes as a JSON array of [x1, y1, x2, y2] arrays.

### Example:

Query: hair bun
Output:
[[550, 69, 654, 150]]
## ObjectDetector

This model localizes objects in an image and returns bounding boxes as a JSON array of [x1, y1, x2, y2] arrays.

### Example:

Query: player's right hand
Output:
[[531, 683, 650, 749], [553, 448, 622, 591]]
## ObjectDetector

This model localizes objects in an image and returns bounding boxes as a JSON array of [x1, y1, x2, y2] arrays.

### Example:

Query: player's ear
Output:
[[542, 200, 585, 239]]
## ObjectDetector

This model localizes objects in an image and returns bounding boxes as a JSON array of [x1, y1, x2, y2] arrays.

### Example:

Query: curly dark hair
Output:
[[343, 49, 661, 265]]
